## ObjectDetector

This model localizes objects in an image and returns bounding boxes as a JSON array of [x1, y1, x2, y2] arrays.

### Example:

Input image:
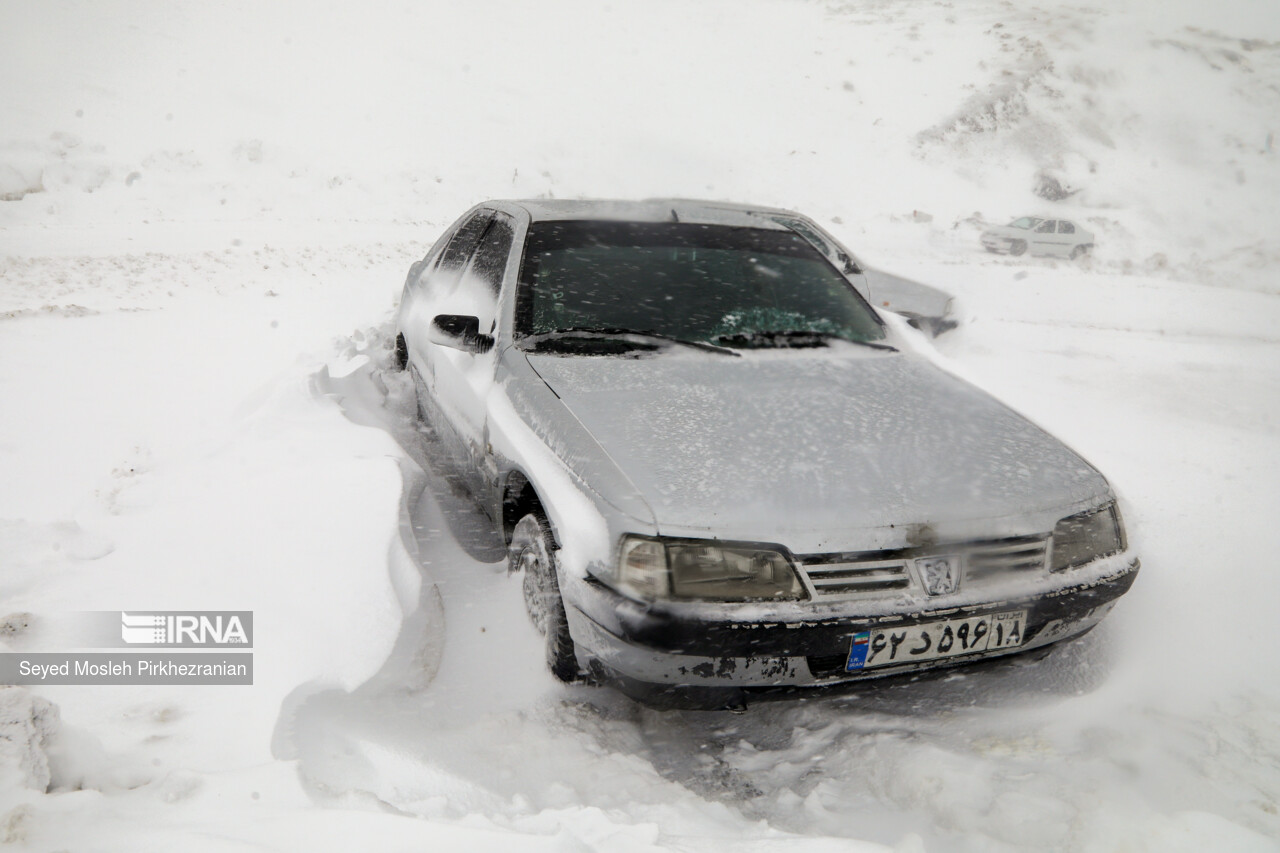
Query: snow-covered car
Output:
[[982, 216, 1094, 258], [394, 199, 1139, 707]]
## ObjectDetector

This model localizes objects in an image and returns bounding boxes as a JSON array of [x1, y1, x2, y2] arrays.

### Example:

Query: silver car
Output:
[[394, 199, 1138, 707], [981, 216, 1095, 258]]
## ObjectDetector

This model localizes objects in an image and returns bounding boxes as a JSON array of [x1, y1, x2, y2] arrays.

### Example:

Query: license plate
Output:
[[845, 610, 1026, 671]]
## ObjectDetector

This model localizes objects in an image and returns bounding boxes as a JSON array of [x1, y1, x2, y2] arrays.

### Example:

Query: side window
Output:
[[771, 216, 862, 275], [1035, 220, 1055, 234], [423, 211, 492, 297], [771, 217, 831, 256], [1057, 221, 1076, 234], [407, 231, 457, 293], [463, 213, 515, 299]]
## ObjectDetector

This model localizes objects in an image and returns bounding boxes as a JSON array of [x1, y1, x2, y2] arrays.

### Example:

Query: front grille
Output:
[[965, 536, 1048, 583], [801, 557, 911, 597], [797, 535, 1049, 599]]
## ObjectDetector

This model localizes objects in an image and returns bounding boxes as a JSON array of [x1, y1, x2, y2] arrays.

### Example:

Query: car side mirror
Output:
[[837, 251, 862, 275], [429, 314, 494, 354]]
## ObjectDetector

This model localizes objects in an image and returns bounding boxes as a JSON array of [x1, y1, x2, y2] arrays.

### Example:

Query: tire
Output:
[[1070, 244, 1088, 260], [509, 511, 579, 682], [393, 333, 408, 371], [1009, 240, 1027, 257]]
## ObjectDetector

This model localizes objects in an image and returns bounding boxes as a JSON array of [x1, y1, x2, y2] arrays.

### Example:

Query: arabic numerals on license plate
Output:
[[846, 610, 1026, 671], [989, 611, 1025, 650]]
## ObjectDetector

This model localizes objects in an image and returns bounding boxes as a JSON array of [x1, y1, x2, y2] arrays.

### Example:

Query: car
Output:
[[394, 198, 1139, 708], [862, 266, 957, 337], [981, 216, 1094, 258]]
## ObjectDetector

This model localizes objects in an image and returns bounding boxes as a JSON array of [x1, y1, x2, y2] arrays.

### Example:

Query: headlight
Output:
[[1051, 502, 1125, 572], [613, 536, 805, 602]]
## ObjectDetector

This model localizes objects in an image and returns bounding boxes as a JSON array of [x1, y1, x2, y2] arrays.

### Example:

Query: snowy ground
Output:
[[2, 0, 1279, 850]]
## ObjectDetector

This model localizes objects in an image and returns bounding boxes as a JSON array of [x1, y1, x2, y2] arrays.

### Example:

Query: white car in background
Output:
[[982, 217, 1094, 259]]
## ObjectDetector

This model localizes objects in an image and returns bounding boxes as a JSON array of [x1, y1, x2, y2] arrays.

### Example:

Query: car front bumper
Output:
[[565, 558, 1139, 697]]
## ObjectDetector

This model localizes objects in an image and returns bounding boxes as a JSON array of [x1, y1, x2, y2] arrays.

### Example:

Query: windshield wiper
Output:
[[522, 327, 740, 356], [714, 330, 897, 351]]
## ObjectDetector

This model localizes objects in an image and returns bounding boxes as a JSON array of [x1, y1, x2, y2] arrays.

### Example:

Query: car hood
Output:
[[524, 350, 1108, 545], [983, 225, 1031, 239]]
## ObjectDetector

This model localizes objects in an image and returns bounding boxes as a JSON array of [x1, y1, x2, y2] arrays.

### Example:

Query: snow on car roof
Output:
[[501, 198, 792, 228]]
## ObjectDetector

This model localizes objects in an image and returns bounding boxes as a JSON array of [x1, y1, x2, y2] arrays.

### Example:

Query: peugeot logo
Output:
[[916, 556, 960, 596]]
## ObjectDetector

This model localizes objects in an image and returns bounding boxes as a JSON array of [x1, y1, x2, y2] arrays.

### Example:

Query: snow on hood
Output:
[[525, 349, 1109, 543], [983, 223, 1036, 237]]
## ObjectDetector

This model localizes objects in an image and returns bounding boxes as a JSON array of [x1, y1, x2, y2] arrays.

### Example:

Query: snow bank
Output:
[[0, 688, 58, 793], [0, 238, 434, 842], [2, 0, 1276, 290]]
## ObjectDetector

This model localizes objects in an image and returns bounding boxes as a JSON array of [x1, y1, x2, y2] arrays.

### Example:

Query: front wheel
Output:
[[1009, 239, 1028, 256], [393, 332, 408, 370], [510, 512, 580, 682]]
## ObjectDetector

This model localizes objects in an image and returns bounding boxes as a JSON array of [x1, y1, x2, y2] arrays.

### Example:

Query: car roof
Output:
[[492, 198, 794, 229]]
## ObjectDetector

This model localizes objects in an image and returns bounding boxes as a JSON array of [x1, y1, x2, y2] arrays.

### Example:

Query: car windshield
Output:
[[1008, 217, 1041, 230], [515, 221, 885, 350]]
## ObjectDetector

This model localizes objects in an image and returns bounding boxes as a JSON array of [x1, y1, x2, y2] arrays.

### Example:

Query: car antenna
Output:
[[670, 208, 680, 222]]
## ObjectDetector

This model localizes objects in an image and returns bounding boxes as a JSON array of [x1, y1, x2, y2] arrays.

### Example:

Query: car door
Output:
[[1056, 220, 1079, 254], [427, 211, 516, 495], [1030, 219, 1058, 255], [402, 210, 492, 461]]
